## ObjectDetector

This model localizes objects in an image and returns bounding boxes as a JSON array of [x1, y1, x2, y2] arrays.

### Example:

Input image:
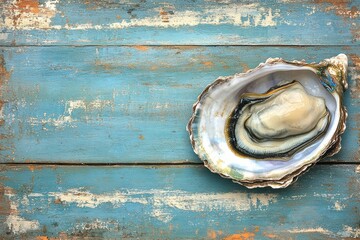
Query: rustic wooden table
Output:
[[0, 0, 359, 239]]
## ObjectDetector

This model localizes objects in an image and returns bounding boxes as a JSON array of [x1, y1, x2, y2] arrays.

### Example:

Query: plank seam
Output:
[[0, 44, 359, 48], [0, 162, 358, 166]]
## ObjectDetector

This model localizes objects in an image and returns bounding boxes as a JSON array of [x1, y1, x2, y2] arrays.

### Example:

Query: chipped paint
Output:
[[5, 215, 40, 234], [314, 0, 360, 19], [1, 0, 59, 30], [47, 188, 276, 223], [2, 3, 282, 30], [287, 227, 333, 234], [349, 54, 360, 99], [3, 186, 40, 234], [27, 99, 114, 128], [0, 33, 9, 40], [339, 225, 360, 238], [356, 165, 360, 173], [333, 201, 345, 211]]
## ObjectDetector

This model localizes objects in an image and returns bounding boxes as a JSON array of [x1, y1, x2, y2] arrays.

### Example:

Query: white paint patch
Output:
[[2, 2, 283, 30], [339, 225, 360, 238], [27, 99, 114, 129], [49, 188, 277, 223], [287, 227, 332, 235], [5, 215, 40, 234], [356, 165, 360, 173], [333, 201, 345, 211], [74, 219, 112, 231], [0, 33, 9, 40], [66, 99, 114, 114], [4, 187, 40, 234], [1, 0, 59, 30], [287, 226, 360, 238]]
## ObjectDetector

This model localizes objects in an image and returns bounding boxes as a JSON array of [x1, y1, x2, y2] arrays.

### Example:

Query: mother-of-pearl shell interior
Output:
[[193, 63, 339, 181]]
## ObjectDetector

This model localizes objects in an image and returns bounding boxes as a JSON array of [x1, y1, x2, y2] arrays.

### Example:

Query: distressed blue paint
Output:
[[0, 46, 358, 163], [0, 0, 359, 45], [0, 165, 359, 238]]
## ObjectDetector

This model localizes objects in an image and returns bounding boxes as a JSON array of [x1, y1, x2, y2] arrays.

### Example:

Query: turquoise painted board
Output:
[[0, 165, 359, 239], [0, 46, 359, 163], [0, 0, 359, 45], [1, 0, 360, 238]]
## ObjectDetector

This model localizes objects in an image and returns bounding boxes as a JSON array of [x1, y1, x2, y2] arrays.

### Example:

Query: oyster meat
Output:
[[187, 54, 348, 188]]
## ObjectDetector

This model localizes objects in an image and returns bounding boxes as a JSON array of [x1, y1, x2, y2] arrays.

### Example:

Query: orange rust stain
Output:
[[207, 229, 217, 239], [27, 165, 42, 172], [223, 232, 255, 240], [150, 65, 159, 71], [0, 184, 12, 216], [159, 8, 170, 23], [240, 62, 250, 72], [16, 0, 40, 14], [54, 198, 62, 204], [350, 54, 360, 68], [314, 0, 359, 18], [223, 229, 257, 240], [133, 46, 149, 51], [0, 55, 11, 86], [116, 15, 121, 19], [138, 134, 144, 140], [202, 61, 214, 67], [94, 60, 114, 71], [223, 65, 230, 69], [0, 55, 10, 133], [36, 236, 49, 240], [262, 232, 278, 239], [349, 54, 360, 99]]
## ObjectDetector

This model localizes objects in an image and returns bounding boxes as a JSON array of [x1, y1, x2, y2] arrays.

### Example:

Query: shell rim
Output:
[[187, 55, 348, 188]]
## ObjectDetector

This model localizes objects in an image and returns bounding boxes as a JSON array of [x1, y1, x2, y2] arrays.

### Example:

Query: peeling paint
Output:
[[1, 0, 59, 30], [2, 3, 282, 30], [333, 201, 345, 211], [48, 188, 277, 223], [314, 0, 360, 19], [349, 54, 360, 99], [339, 225, 360, 238], [287, 227, 332, 234], [27, 99, 114, 129], [0, 33, 9, 40], [3, 186, 40, 234], [5, 215, 40, 234]]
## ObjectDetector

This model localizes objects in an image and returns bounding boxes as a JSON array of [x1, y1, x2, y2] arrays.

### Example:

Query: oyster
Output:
[[187, 54, 348, 188]]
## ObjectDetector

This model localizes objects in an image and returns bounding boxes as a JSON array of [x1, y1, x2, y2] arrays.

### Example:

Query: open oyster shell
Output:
[[187, 54, 348, 188]]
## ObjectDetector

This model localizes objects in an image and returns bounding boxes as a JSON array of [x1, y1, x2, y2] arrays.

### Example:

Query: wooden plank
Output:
[[0, 0, 359, 45], [0, 164, 359, 239], [0, 46, 359, 163]]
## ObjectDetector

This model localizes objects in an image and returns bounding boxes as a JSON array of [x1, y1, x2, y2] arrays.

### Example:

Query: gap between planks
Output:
[[0, 44, 358, 48], [0, 162, 358, 167]]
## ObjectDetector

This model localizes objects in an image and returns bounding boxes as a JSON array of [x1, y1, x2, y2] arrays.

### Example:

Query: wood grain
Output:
[[0, 46, 358, 163], [0, 0, 359, 45], [0, 164, 359, 239]]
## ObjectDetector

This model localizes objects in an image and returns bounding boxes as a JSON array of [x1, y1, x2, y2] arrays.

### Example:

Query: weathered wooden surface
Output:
[[1, 0, 360, 238], [0, 46, 359, 163], [0, 165, 359, 239], [0, 0, 359, 45]]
